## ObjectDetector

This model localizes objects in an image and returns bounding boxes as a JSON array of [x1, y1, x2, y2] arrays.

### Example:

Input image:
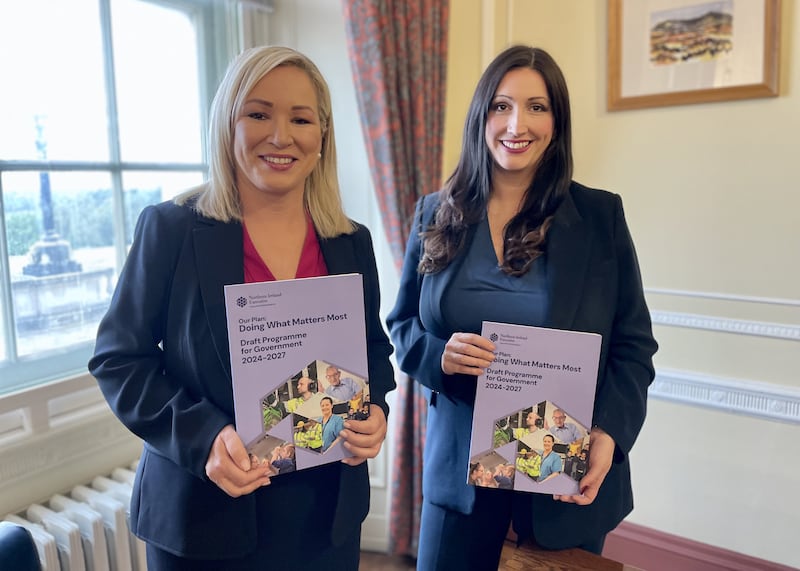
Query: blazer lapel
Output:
[[545, 190, 592, 330], [319, 233, 358, 275], [194, 217, 244, 379]]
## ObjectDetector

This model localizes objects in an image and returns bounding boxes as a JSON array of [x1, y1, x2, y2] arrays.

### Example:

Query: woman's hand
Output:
[[554, 427, 614, 505], [340, 405, 387, 466], [441, 332, 496, 375], [205, 424, 273, 497]]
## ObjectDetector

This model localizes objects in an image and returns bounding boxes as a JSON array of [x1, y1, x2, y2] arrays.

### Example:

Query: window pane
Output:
[[0, 0, 222, 394], [0, 1, 109, 162], [112, 0, 204, 163], [4, 171, 116, 359], [122, 171, 204, 245]]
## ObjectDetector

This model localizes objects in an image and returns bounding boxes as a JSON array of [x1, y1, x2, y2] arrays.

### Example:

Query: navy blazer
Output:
[[386, 182, 657, 549], [89, 200, 395, 558]]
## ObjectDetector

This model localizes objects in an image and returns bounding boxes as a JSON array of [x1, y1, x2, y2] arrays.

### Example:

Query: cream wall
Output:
[[446, 1, 799, 568]]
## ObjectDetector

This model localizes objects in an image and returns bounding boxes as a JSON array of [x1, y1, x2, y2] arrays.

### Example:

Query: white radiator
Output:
[[2, 463, 146, 571]]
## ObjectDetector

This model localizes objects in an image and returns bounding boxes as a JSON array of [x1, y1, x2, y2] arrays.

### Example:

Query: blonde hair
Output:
[[176, 45, 354, 237]]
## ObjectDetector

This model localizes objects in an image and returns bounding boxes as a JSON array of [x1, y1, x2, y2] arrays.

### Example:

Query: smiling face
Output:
[[484, 67, 554, 184], [543, 435, 554, 452], [233, 65, 323, 204], [326, 367, 341, 387], [552, 411, 566, 428], [320, 397, 333, 418]]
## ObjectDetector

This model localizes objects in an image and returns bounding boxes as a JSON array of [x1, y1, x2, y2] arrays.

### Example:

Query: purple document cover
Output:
[[467, 321, 601, 495], [224, 273, 368, 474]]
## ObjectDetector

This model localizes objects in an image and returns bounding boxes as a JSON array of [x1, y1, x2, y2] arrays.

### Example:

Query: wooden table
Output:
[[499, 540, 644, 571]]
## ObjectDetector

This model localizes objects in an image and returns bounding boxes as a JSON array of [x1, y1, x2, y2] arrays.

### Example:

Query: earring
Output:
[[317, 152, 322, 158]]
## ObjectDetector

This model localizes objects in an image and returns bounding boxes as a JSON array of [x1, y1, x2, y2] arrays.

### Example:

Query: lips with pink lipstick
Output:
[[262, 154, 295, 171], [501, 140, 532, 153]]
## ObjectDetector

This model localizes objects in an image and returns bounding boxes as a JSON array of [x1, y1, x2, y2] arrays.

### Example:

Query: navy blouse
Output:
[[441, 217, 549, 334]]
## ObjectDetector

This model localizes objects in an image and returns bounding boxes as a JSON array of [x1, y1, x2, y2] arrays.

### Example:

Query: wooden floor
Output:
[[360, 542, 634, 571], [359, 551, 416, 570]]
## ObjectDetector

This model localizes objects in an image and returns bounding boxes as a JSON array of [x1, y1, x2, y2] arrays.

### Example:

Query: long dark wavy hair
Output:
[[419, 45, 573, 276]]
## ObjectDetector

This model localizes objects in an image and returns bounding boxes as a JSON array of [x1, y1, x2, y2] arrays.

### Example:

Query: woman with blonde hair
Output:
[[90, 45, 395, 570]]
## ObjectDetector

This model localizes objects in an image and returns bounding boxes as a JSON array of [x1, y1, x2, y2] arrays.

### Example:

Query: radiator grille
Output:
[[2, 462, 146, 571]]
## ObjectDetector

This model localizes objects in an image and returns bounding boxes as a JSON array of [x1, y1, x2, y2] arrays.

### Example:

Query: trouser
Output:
[[146, 526, 360, 571], [145, 462, 361, 570]]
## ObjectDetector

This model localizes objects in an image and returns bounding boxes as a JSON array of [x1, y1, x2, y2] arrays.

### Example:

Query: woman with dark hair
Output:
[[317, 395, 345, 452], [387, 45, 657, 569], [468, 462, 485, 486], [538, 434, 562, 482]]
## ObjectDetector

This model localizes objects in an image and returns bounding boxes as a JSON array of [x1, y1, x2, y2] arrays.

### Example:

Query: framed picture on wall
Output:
[[607, 0, 780, 111]]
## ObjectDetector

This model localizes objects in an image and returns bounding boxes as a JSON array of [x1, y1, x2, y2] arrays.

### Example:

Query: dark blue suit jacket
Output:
[[89, 200, 394, 558], [386, 182, 657, 549]]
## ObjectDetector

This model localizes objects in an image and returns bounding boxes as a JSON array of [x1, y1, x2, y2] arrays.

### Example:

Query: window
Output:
[[0, 0, 235, 393]]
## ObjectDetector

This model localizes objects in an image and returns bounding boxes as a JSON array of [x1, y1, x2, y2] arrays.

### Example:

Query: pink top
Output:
[[243, 214, 328, 283]]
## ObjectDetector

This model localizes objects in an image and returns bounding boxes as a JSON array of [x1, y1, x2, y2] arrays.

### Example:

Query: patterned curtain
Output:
[[342, 0, 449, 558]]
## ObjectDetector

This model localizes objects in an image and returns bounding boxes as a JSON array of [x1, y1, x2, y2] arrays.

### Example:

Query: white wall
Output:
[[444, 1, 800, 567]]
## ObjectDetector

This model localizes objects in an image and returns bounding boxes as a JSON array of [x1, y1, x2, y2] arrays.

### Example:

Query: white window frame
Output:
[[0, 0, 239, 394]]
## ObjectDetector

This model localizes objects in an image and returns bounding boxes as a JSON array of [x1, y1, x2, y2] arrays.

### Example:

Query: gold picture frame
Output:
[[607, 0, 780, 111]]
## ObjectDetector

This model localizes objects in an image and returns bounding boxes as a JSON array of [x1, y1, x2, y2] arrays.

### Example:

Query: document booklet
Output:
[[224, 273, 369, 475], [467, 321, 601, 495]]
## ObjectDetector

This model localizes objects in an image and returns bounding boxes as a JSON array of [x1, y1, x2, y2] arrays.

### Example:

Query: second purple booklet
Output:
[[467, 321, 601, 495]]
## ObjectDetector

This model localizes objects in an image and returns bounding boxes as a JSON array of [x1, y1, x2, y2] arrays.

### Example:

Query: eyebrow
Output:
[[244, 98, 316, 113], [493, 94, 549, 103]]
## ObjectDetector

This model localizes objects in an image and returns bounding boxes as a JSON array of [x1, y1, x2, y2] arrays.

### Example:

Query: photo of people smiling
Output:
[[247, 359, 369, 458], [472, 400, 591, 491]]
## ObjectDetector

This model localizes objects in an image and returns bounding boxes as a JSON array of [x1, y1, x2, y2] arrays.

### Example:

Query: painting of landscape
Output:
[[650, 1, 733, 66]]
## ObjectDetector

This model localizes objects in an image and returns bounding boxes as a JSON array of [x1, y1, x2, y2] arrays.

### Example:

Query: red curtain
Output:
[[342, 0, 449, 557]]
